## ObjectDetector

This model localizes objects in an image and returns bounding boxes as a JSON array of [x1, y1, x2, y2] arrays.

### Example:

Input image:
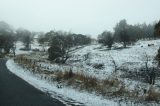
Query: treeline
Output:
[[0, 21, 92, 62], [38, 30, 91, 47], [0, 19, 160, 62], [98, 19, 160, 49], [0, 21, 35, 54]]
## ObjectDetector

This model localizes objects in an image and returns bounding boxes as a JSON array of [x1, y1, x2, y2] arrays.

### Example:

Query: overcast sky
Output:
[[0, 0, 160, 37]]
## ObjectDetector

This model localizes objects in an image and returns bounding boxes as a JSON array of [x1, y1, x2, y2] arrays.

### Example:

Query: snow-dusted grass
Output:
[[8, 39, 160, 106], [15, 41, 31, 55], [67, 39, 160, 79], [15, 39, 160, 79], [28, 39, 159, 90], [7, 59, 126, 106], [15, 39, 160, 92], [7, 59, 160, 106], [15, 41, 49, 55]]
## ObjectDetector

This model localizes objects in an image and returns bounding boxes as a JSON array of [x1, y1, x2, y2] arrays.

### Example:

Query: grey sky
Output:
[[0, 0, 160, 38]]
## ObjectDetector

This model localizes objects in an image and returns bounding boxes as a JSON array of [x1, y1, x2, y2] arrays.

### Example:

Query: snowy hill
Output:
[[7, 39, 160, 106], [66, 39, 160, 79]]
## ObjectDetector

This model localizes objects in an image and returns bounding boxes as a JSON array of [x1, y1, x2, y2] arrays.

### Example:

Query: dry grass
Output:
[[54, 71, 124, 95], [102, 78, 120, 87], [112, 85, 127, 96], [14, 55, 160, 103], [145, 89, 160, 102]]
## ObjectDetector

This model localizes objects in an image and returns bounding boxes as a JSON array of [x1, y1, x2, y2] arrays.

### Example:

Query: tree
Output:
[[23, 34, 32, 49], [114, 19, 130, 47], [154, 20, 160, 37], [72, 34, 91, 46], [0, 21, 14, 33], [47, 30, 91, 63], [119, 29, 129, 48], [0, 21, 15, 54], [98, 31, 114, 49], [0, 33, 14, 53], [48, 32, 71, 63], [16, 29, 33, 50], [45, 30, 56, 43], [113, 19, 156, 46], [109, 53, 117, 72], [155, 47, 160, 66], [38, 33, 47, 51]]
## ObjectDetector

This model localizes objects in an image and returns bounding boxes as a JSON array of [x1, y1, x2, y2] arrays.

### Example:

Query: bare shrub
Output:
[[55, 71, 63, 82], [92, 63, 104, 69], [102, 78, 120, 87], [83, 76, 98, 92], [145, 88, 160, 102], [112, 84, 127, 96], [63, 69, 74, 80]]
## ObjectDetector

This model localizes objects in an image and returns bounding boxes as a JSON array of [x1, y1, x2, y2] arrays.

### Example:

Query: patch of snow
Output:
[[15, 41, 31, 55]]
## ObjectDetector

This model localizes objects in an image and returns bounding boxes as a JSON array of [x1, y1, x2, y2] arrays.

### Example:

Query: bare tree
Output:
[[38, 33, 47, 52], [144, 52, 149, 71], [48, 32, 71, 63], [155, 47, 160, 66], [109, 53, 118, 72], [154, 20, 160, 37], [143, 52, 156, 84], [16, 29, 33, 50]]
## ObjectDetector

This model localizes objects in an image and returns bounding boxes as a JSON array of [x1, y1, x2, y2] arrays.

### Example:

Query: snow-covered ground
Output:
[[7, 59, 129, 106], [66, 40, 160, 79], [15, 40, 48, 55], [29, 39, 160, 81], [7, 39, 160, 105]]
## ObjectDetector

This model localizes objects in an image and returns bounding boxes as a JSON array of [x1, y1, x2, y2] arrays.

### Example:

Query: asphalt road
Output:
[[0, 58, 65, 106]]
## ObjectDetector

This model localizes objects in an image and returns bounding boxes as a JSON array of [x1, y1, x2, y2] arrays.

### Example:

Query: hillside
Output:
[[7, 39, 160, 106]]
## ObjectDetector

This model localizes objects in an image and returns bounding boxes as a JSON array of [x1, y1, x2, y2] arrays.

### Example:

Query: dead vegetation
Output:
[[145, 87, 160, 102], [13, 54, 160, 103]]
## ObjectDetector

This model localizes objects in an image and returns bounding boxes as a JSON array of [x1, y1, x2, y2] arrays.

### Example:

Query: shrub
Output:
[[32, 48, 40, 52], [145, 88, 160, 102], [155, 47, 160, 66], [55, 71, 63, 82], [63, 69, 74, 80], [48, 35, 70, 63], [102, 78, 120, 87], [112, 84, 127, 96], [83, 76, 98, 91], [98, 31, 114, 49], [0, 53, 5, 58], [92, 63, 104, 69], [47, 31, 91, 63], [20, 48, 31, 51]]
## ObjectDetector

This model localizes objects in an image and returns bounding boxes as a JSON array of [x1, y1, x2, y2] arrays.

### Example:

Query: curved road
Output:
[[0, 58, 65, 106]]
